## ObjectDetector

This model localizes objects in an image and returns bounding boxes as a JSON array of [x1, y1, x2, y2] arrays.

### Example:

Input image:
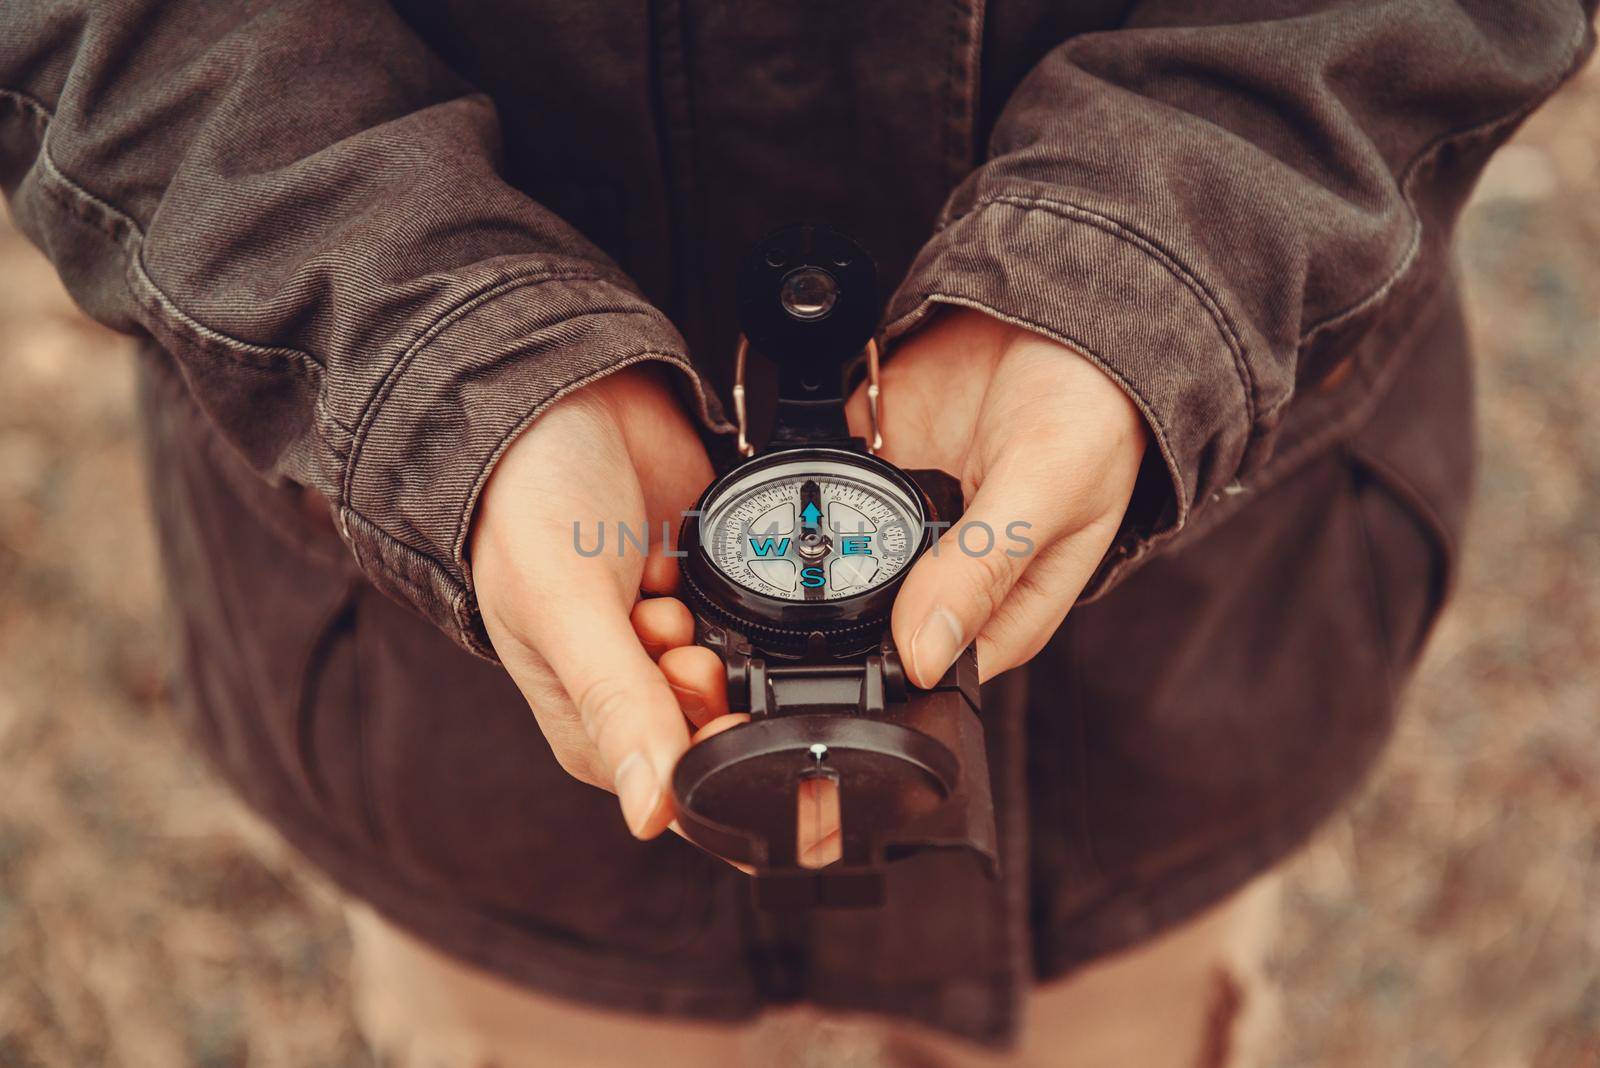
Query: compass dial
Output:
[[699, 455, 923, 602]]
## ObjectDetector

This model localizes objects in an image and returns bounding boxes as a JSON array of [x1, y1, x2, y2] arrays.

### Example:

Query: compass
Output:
[[670, 224, 997, 908], [702, 454, 920, 604], [680, 447, 931, 657]]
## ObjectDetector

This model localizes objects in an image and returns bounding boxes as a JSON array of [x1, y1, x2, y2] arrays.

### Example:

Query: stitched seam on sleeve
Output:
[[0, 87, 50, 136], [947, 191, 1257, 434], [4, 88, 330, 383], [1295, 16, 1593, 355], [2, 84, 731, 653], [340, 267, 616, 506], [339, 502, 476, 644], [884, 291, 1190, 534], [341, 270, 737, 525], [343, 347, 730, 656], [4, 85, 573, 647], [449, 348, 722, 584]]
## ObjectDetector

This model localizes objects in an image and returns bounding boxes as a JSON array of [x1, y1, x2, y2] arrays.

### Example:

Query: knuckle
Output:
[[956, 549, 1015, 622], [573, 674, 638, 753], [526, 702, 606, 786], [551, 745, 603, 788], [973, 537, 1020, 588], [954, 577, 1002, 631]]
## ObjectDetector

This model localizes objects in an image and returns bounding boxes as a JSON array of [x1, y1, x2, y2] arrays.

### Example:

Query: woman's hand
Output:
[[469, 364, 833, 866], [469, 365, 716, 840], [849, 307, 1149, 686]]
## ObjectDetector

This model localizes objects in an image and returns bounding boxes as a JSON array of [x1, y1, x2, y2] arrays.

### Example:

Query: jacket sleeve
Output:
[[0, 1, 728, 657], [888, 0, 1595, 593]]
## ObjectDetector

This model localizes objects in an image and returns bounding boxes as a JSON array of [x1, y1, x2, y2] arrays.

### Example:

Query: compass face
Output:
[[699, 455, 924, 603]]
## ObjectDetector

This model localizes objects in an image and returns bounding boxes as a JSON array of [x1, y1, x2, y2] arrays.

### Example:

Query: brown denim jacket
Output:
[[3, 0, 1594, 1045], [4, 0, 1590, 654]]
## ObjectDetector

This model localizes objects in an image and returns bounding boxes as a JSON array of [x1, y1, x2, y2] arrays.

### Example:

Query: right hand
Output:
[[469, 365, 729, 840], [471, 364, 839, 867]]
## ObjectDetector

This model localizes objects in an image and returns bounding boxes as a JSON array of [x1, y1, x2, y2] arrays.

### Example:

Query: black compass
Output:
[[671, 224, 997, 909], [678, 447, 931, 656]]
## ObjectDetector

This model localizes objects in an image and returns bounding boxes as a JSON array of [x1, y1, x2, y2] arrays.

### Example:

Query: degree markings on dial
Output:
[[706, 474, 916, 601]]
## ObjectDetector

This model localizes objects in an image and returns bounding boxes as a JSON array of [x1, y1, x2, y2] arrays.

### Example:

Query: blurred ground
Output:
[[1, 58, 1597, 1068]]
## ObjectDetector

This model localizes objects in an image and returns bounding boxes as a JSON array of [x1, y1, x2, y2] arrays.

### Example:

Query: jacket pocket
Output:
[[141, 354, 717, 956], [348, 586, 717, 957], [1344, 294, 1474, 683], [138, 352, 380, 848], [1346, 454, 1452, 684], [1036, 315, 1473, 940]]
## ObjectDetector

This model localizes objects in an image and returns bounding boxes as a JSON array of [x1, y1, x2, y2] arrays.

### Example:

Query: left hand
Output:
[[844, 306, 1148, 686]]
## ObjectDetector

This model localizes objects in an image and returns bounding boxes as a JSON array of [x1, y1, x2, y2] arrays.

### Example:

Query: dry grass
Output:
[[1, 58, 1597, 1068]]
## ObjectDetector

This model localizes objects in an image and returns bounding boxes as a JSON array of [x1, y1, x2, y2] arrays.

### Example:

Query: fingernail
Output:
[[614, 753, 661, 838], [910, 606, 963, 687]]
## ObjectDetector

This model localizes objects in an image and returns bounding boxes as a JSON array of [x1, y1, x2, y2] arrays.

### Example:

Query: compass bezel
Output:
[[680, 446, 936, 656]]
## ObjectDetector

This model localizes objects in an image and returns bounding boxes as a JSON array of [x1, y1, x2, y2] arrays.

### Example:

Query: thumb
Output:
[[891, 453, 1070, 687], [529, 575, 693, 840]]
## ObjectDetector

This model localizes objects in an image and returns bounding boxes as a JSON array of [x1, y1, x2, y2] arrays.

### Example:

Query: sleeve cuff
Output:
[[338, 273, 730, 657], [883, 191, 1258, 597]]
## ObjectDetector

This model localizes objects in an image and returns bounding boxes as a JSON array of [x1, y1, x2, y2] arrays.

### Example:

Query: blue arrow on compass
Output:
[[800, 501, 822, 530]]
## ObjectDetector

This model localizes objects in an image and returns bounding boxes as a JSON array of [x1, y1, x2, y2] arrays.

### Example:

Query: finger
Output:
[[630, 596, 695, 659], [492, 646, 608, 786], [890, 450, 1078, 688], [797, 776, 843, 869], [660, 645, 731, 729], [970, 526, 1115, 682], [529, 588, 692, 841], [690, 712, 749, 745], [640, 549, 681, 596]]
